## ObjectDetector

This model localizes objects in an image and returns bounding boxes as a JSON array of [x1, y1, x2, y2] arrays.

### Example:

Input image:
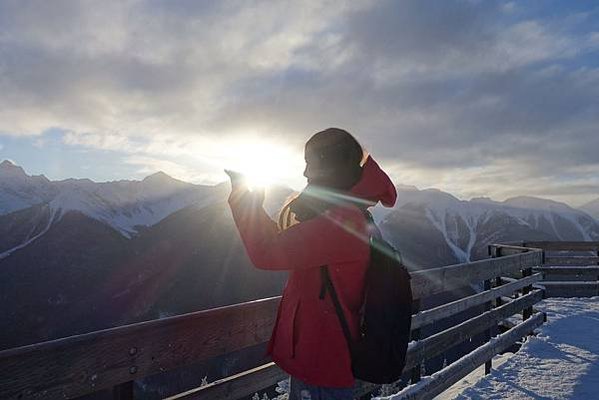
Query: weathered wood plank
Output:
[[491, 241, 525, 247], [112, 381, 133, 400], [165, 362, 288, 400], [410, 299, 423, 384], [495, 277, 504, 307], [404, 290, 543, 371], [483, 278, 492, 375], [0, 297, 281, 400], [544, 256, 599, 265], [543, 272, 598, 282], [523, 241, 599, 251], [487, 237, 504, 377], [540, 281, 599, 297], [522, 267, 533, 320], [540, 281, 599, 287], [411, 251, 542, 299], [411, 273, 541, 329], [393, 312, 545, 400], [488, 244, 541, 256], [500, 296, 514, 304], [535, 266, 599, 273]]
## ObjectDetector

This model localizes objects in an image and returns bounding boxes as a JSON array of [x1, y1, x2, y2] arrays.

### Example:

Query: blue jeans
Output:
[[288, 376, 356, 400]]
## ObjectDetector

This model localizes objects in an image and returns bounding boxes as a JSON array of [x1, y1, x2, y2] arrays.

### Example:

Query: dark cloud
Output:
[[341, 0, 496, 63]]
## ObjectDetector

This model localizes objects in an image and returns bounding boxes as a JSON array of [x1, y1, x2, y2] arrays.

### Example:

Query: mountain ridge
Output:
[[3, 159, 597, 215], [2, 159, 599, 264], [580, 198, 599, 220], [0, 160, 223, 237]]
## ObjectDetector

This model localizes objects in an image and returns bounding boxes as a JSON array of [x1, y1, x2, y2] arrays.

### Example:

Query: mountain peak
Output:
[[1, 159, 16, 168], [142, 171, 185, 186], [0, 159, 27, 178], [143, 170, 170, 179]]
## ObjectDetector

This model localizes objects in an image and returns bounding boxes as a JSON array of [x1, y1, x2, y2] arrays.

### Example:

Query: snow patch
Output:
[[437, 297, 599, 399], [48, 180, 216, 237], [0, 207, 59, 259], [385, 187, 599, 261]]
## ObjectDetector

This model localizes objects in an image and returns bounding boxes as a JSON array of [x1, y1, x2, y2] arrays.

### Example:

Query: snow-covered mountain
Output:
[[0, 160, 296, 260], [0, 160, 57, 214], [48, 173, 221, 237], [580, 197, 599, 220], [376, 186, 599, 266], [0, 160, 224, 238], [3, 158, 599, 265]]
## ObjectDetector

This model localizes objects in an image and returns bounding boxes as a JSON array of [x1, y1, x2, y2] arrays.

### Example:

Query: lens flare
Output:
[[223, 138, 304, 189]]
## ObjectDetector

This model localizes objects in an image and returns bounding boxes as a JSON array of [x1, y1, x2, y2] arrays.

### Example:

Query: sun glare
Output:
[[224, 139, 304, 190]]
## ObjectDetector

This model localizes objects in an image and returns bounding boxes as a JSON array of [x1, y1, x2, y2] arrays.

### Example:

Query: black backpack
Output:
[[319, 210, 413, 384]]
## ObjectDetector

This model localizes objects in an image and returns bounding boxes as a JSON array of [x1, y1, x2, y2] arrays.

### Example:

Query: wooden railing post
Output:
[[492, 246, 504, 307], [522, 248, 535, 321], [410, 299, 422, 383], [113, 381, 134, 400], [484, 245, 496, 375], [495, 277, 503, 307], [483, 278, 492, 375]]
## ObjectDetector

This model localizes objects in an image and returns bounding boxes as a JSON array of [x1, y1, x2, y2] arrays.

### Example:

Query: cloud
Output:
[[1, 0, 598, 204]]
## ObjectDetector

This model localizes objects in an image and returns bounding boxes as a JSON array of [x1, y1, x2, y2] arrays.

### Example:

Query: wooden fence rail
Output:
[[0, 297, 280, 400], [522, 241, 599, 251], [491, 241, 599, 297], [0, 248, 545, 400], [392, 312, 545, 400]]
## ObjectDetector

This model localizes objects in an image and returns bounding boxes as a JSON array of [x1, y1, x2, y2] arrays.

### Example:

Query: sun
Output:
[[224, 138, 304, 190]]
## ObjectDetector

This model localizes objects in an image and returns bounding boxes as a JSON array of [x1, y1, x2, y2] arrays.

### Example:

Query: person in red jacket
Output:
[[227, 128, 397, 399]]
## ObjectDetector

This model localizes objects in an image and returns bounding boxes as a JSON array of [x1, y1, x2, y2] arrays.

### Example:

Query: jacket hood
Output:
[[349, 155, 397, 208]]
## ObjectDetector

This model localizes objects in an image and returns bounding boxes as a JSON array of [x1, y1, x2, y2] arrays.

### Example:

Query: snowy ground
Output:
[[435, 297, 599, 400]]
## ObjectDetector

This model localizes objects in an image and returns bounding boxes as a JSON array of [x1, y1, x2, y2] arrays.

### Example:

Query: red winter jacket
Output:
[[228, 155, 397, 387]]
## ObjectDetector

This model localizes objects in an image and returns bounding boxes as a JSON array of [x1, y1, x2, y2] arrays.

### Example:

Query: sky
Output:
[[0, 0, 598, 206]]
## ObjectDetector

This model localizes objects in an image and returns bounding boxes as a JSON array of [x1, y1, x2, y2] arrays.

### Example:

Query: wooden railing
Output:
[[0, 247, 548, 400], [493, 241, 599, 297], [390, 245, 545, 399]]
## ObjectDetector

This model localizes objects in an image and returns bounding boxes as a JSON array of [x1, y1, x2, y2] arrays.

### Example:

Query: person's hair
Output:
[[278, 128, 367, 229]]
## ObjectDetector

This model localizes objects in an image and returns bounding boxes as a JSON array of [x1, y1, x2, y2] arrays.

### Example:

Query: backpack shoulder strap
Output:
[[318, 209, 373, 353], [319, 265, 355, 352]]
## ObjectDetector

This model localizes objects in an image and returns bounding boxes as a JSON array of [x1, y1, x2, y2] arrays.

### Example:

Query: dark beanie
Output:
[[289, 128, 364, 222], [304, 127, 364, 190]]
